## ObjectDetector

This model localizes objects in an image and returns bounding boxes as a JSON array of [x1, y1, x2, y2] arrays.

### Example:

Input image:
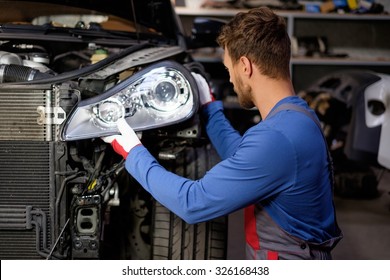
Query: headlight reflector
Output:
[[93, 98, 125, 127]]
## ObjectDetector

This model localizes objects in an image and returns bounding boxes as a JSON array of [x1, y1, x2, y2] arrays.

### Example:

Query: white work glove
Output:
[[191, 72, 215, 106], [102, 118, 141, 159]]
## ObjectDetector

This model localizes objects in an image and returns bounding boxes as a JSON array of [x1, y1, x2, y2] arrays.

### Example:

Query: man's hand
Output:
[[102, 118, 141, 159], [192, 72, 215, 106]]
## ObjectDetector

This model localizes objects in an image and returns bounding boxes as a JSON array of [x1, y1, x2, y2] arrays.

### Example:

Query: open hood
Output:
[[0, 0, 181, 41]]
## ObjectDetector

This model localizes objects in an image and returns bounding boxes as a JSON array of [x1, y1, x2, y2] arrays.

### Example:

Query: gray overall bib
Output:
[[245, 103, 343, 260]]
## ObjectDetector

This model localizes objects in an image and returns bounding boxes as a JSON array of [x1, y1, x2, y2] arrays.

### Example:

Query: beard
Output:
[[234, 74, 254, 109]]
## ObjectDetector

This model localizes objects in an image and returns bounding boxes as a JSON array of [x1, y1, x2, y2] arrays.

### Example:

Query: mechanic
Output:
[[103, 7, 342, 260]]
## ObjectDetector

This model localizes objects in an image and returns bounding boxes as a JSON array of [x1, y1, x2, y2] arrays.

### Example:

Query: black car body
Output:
[[0, 0, 227, 259]]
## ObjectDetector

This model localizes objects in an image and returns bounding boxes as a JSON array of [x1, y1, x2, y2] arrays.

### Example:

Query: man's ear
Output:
[[240, 56, 252, 77]]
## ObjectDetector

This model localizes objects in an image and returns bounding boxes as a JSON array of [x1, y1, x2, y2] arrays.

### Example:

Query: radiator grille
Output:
[[0, 89, 50, 141], [0, 231, 38, 259], [0, 141, 52, 259]]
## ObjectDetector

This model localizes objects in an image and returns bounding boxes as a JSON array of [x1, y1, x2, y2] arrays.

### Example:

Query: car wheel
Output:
[[151, 144, 227, 260]]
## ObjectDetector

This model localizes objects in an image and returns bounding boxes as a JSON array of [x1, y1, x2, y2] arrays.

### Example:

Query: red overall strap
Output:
[[245, 205, 279, 260], [267, 251, 279, 260], [244, 205, 260, 251]]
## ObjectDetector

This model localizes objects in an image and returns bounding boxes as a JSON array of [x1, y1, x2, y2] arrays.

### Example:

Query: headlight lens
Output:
[[61, 61, 198, 141]]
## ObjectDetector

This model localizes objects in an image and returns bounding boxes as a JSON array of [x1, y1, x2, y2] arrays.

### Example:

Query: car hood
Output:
[[2, 0, 181, 40]]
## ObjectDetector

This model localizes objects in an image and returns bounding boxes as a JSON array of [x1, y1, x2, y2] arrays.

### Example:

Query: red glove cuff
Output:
[[112, 139, 129, 159], [210, 88, 215, 102], [202, 88, 215, 107]]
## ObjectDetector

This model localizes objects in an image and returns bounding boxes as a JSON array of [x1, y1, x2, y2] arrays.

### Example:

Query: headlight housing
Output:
[[61, 61, 198, 141]]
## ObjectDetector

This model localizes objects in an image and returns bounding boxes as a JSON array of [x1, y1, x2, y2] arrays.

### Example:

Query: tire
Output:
[[151, 143, 227, 260]]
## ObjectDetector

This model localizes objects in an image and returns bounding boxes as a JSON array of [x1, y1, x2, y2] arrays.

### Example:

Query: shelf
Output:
[[175, 6, 390, 20], [291, 57, 390, 66], [176, 7, 390, 91], [190, 49, 390, 66], [175, 7, 244, 17]]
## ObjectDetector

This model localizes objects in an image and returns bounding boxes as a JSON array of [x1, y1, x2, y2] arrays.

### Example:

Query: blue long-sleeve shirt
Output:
[[125, 95, 339, 243]]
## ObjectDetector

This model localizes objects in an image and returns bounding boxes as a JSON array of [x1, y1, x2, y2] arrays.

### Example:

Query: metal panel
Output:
[[0, 141, 52, 259], [0, 89, 50, 141]]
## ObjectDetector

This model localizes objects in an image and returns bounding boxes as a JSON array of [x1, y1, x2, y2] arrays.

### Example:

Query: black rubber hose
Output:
[[0, 64, 53, 83]]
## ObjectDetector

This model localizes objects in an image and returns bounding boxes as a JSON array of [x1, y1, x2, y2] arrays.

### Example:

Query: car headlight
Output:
[[61, 61, 198, 141]]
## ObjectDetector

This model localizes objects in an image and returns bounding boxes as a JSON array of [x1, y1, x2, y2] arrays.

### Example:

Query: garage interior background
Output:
[[173, 0, 390, 260]]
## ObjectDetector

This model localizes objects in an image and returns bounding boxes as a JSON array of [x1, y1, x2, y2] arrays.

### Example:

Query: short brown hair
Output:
[[217, 7, 291, 80]]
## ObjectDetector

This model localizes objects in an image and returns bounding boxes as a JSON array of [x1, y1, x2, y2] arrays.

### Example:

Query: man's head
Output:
[[217, 7, 291, 81]]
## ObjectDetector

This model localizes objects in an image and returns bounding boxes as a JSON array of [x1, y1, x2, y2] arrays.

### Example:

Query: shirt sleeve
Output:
[[201, 101, 242, 159], [125, 127, 295, 225]]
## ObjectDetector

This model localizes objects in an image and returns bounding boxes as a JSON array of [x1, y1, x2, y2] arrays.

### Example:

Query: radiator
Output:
[[0, 86, 57, 259]]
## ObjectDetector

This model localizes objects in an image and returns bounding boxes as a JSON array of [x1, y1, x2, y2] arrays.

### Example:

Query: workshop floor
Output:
[[226, 169, 390, 260], [332, 169, 390, 260]]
